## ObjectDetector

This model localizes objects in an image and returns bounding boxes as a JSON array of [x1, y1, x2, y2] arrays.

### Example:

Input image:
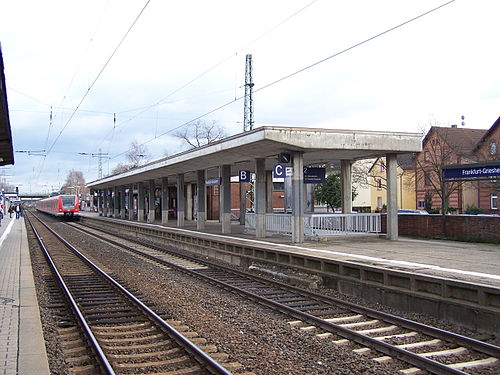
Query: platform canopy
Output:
[[0, 45, 14, 166], [87, 126, 422, 189]]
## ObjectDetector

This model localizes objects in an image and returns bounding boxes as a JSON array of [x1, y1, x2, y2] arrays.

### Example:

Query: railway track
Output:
[[26, 212, 234, 375], [71, 219, 500, 375]]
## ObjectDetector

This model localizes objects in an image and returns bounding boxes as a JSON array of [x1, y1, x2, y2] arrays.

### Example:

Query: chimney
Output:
[[451, 124, 458, 128]]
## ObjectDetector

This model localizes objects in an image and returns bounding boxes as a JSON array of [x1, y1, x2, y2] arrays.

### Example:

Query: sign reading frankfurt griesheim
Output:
[[443, 163, 500, 180]]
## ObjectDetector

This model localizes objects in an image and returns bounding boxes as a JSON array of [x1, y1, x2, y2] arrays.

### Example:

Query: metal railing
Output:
[[245, 213, 381, 237]]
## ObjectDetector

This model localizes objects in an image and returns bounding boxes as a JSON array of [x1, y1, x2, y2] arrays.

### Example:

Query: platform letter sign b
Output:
[[239, 170, 251, 182]]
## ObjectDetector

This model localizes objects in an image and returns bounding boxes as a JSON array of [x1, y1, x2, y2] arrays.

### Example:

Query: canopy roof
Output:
[[0, 45, 14, 166], [88, 126, 422, 188]]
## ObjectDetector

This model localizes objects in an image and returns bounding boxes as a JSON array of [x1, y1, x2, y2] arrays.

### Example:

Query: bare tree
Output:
[[60, 170, 87, 196], [364, 158, 411, 190], [352, 159, 375, 189], [174, 120, 226, 149], [415, 129, 463, 213], [126, 139, 151, 167], [110, 163, 132, 175]]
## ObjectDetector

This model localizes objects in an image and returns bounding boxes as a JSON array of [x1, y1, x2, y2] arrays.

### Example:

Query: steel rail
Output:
[[78, 220, 500, 357], [29, 212, 233, 375], [26, 214, 116, 375], [74, 221, 500, 375]]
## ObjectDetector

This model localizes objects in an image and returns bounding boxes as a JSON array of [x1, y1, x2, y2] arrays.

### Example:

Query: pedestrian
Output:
[[19, 204, 24, 218], [0, 205, 3, 226], [8, 205, 13, 218], [15, 204, 20, 219]]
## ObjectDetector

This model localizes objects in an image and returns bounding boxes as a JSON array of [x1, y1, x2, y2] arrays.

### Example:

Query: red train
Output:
[[36, 194, 79, 219]]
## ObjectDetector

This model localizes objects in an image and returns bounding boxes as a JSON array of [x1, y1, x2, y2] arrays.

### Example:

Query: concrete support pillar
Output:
[[120, 186, 126, 219], [148, 179, 155, 223], [137, 182, 145, 222], [186, 183, 193, 221], [161, 177, 169, 224], [255, 158, 266, 238], [239, 183, 246, 225], [341, 160, 353, 213], [197, 170, 206, 230], [292, 152, 304, 243], [103, 189, 108, 216], [108, 188, 113, 217], [128, 185, 134, 220], [113, 187, 119, 218], [266, 170, 273, 213], [98, 190, 103, 216], [306, 184, 314, 212], [176, 174, 185, 227], [386, 153, 398, 240], [220, 164, 232, 234]]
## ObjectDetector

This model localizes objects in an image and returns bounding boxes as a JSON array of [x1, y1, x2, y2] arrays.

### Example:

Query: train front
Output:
[[60, 194, 79, 219]]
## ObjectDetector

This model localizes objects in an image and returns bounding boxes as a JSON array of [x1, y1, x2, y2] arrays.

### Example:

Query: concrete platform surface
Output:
[[244, 235, 500, 288], [81, 211, 500, 288], [0, 215, 49, 375]]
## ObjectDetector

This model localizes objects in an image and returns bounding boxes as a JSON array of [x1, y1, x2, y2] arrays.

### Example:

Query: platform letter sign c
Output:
[[239, 170, 251, 182], [273, 164, 284, 178]]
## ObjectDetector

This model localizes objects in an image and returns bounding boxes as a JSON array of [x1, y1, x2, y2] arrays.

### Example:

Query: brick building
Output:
[[472, 117, 500, 213], [415, 117, 499, 213]]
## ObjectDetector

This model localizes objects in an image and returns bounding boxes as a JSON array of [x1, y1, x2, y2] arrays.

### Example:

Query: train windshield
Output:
[[61, 195, 75, 208]]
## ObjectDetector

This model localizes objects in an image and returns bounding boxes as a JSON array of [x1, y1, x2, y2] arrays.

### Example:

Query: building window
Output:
[[490, 142, 497, 155], [377, 197, 383, 209], [273, 182, 284, 191], [424, 151, 431, 161], [376, 178, 382, 190], [418, 200, 425, 208], [492, 194, 498, 210], [380, 162, 386, 172], [424, 172, 432, 186]]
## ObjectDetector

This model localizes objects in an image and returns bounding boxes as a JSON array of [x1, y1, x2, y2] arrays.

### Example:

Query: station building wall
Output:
[[381, 214, 500, 243]]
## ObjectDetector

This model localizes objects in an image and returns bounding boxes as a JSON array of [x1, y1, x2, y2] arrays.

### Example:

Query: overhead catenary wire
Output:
[[94, 0, 320, 153], [35, 0, 151, 181], [34, 1, 111, 183], [108, 0, 455, 163], [56, 0, 110, 112], [43, 0, 152, 159], [254, 0, 456, 95]]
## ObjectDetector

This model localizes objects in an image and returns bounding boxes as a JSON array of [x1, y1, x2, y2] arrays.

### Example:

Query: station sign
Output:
[[205, 177, 221, 186], [238, 170, 251, 182], [304, 167, 326, 184], [443, 164, 500, 180], [273, 164, 293, 179]]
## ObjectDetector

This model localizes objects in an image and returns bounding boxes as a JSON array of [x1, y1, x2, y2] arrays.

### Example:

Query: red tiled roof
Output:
[[474, 116, 500, 152], [429, 126, 487, 157]]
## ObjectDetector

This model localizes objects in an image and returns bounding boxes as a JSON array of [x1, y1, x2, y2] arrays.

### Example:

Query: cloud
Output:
[[1, 0, 499, 192]]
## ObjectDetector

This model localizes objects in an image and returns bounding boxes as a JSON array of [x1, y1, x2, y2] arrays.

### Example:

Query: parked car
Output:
[[398, 209, 429, 215]]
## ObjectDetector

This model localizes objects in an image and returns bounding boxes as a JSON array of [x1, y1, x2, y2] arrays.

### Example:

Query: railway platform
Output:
[[0, 215, 49, 375], [79, 211, 500, 335], [80, 212, 500, 287]]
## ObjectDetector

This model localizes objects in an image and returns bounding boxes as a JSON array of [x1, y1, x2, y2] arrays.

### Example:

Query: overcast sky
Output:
[[1, 0, 499, 194]]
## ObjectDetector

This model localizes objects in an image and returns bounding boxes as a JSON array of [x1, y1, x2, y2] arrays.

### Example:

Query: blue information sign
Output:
[[443, 165, 500, 180], [205, 177, 221, 186], [304, 167, 326, 184]]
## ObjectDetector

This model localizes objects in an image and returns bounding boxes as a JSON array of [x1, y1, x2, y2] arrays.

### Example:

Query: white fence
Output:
[[245, 213, 381, 237]]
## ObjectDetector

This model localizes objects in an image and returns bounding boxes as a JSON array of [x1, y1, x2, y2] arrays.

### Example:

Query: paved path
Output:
[[0, 215, 49, 375]]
